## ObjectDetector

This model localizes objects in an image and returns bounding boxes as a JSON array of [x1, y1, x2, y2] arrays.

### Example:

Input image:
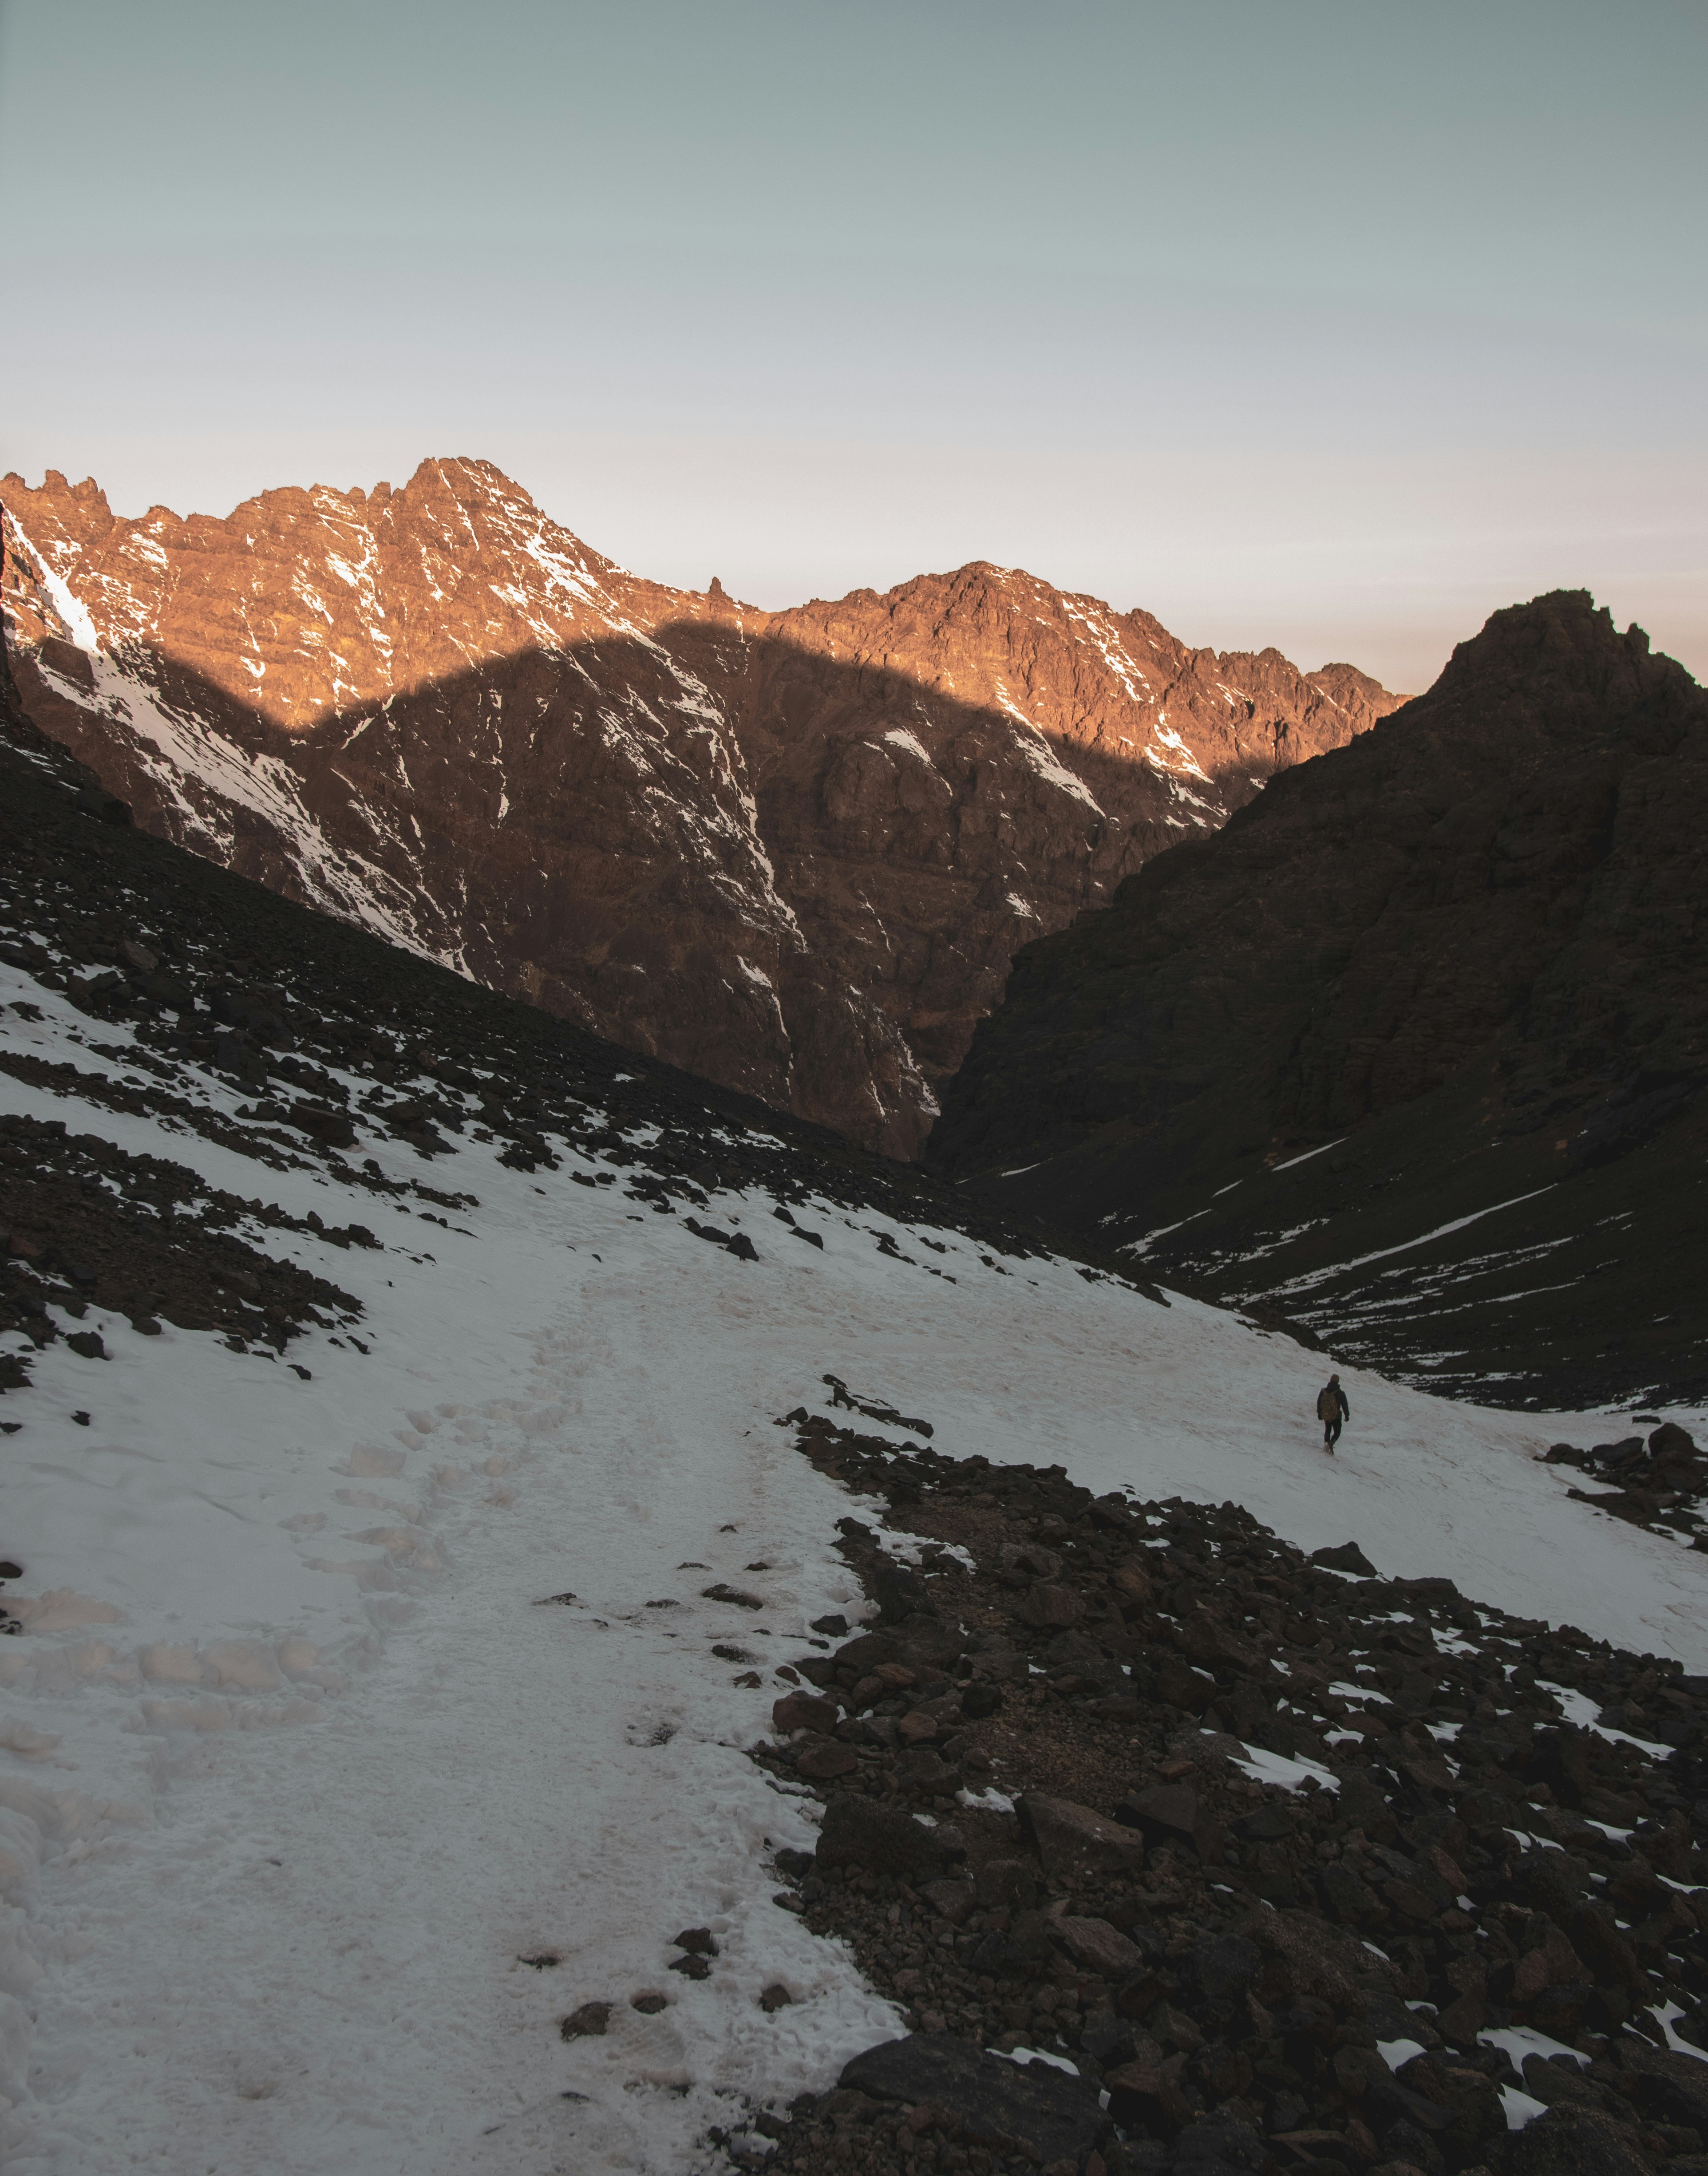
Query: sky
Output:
[[0, 0, 1703, 692]]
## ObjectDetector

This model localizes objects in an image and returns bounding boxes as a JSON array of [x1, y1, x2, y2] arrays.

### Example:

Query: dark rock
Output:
[[1016, 1582, 1085, 1630], [1312, 1543, 1377, 1577], [772, 1690, 839, 1735], [1237, 1805, 1296, 1843], [1103, 2058, 1195, 2133], [1172, 2110, 1266, 2174], [872, 1562, 933, 1623], [1018, 1791, 1147, 1879], [833, 1630, 901, 1677], [1506, 2103, 1652, 2176], [560, 2001, 610, 2038], [793, 1741, 859, 1781], [1250, 1908, 1395, 2007], [1618, 2043, 1708, 2131], [1055, 1915, 1146, 1978], [999, 1540, 1063, 1580], [974, 1858, 1038, 1911], [815, 1795, 952, 1879], [1183, 1931, 1261, 2006], [1118, 1782, 1202, 1844], [840, 2034, 1106, 2164], [1562, 1901, 1645, 1992], [893, 1747, 960, 1796]]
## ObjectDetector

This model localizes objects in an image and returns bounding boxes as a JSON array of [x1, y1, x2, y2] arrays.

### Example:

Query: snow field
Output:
[[0, 962, 1703, 2169]]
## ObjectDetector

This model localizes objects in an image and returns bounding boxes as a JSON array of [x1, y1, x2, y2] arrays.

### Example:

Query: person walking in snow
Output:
[[1317, 1374, 1349, 1453]]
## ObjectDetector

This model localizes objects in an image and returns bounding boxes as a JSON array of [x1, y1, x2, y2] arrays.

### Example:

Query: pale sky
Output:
[[1, 0, 1703, 692]]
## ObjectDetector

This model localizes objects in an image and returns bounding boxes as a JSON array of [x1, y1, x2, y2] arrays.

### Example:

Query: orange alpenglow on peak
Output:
[[1, 458, 1399, 1157]]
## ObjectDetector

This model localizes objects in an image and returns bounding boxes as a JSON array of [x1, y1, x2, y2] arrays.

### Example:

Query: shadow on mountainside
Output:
[[8, 611, 1351, 1161], [928, 592, 1708, 1408]]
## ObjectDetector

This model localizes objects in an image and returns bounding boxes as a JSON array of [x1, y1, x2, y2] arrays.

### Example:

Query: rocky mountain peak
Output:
[[1424, 588, 1690, 730], [3, 457, 1400, 1155]]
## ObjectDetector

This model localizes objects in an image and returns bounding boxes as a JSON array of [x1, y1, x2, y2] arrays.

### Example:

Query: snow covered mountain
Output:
[[2, 603, 1707, 2175], [0, 459, 1399, 1156]]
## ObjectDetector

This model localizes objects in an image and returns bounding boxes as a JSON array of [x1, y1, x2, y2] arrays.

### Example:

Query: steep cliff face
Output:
[[928, 592, 1708, 1406], [1, 457, 1397, 1153]]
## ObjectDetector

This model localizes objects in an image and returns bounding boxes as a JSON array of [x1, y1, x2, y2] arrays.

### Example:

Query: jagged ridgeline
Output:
[[930, 594, 1708, 1411], [0, 459, 1397, 1158]]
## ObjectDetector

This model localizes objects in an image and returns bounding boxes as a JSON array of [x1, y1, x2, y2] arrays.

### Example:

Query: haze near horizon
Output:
[[0, 0, 1702, 692]]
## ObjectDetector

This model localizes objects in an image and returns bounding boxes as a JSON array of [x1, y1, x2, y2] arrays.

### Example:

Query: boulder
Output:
[[1015, 1582, 1085, 1630], [834, 1630, 901, 1676], [771, 1690, 838, 1735], [839, 2035, 1105, 2165], [1618, 2042, 1708, 2130], [1103, 2058, 1195, 2132], [1018, 1792, 1146, 1879], [1118, 1782, 1202, 1844], [1054, 1915, 1146, 1978], [1506, 2104, 1652, 2176], [1177, 1608, 1264, 1672], [998, 1540, 1062, 1580], [1182, 1931, 1261, 2006], [815, 1796, 951, 1879], [873, 1562, 933, 1622], [894, 1748, 961, 1796], [794, 1741, 858, 1781], [1311, 1542, 1377, 1577], [1249, 1907, 1396, 2006], [1562, 1901, 1646, 1992]]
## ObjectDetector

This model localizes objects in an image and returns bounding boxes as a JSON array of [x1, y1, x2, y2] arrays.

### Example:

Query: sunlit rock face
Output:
[[1, 457, 1396, 1153]]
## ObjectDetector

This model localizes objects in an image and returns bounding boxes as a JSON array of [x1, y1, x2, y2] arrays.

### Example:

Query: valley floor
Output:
[[0, 964, 1703, 2172]]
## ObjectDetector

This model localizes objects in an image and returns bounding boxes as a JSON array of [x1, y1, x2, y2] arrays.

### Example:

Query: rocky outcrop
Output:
[[0, 459, 1397, 1155], [928, 593, 1708, 1407]]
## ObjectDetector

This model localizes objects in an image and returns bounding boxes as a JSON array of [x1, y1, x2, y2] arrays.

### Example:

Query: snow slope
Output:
[[0, 960, 1702, 2173]]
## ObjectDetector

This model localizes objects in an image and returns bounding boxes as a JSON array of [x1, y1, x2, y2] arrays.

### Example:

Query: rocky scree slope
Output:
[[0, 459, 1397, 1157], [928, 594, 1708, 1412], [702, 1410, 1708, 2176]]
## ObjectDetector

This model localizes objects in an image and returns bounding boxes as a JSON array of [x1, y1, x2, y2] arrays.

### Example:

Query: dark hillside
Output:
[[928, 594, 1708, 1409]]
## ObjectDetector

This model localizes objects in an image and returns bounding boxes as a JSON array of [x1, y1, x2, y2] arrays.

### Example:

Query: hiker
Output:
[[1316, 1373, 1349, 1453]]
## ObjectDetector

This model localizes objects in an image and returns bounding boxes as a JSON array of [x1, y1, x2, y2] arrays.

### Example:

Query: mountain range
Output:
[[0, 458, 1397, 1156]]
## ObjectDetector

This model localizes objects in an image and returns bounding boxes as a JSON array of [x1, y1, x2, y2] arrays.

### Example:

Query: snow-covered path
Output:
[[0, 966, 1704, 2169]]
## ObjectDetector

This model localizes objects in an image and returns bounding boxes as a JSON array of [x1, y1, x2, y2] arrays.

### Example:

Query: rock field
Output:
[[701, 1420, 1708, 2176]]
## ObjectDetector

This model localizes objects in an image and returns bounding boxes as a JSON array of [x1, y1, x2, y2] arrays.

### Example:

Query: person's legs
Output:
[[1325, 1417, 1342, 1449]]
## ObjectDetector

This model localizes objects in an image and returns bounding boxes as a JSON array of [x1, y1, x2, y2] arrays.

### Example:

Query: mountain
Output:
[[3, 639, 1706, 2175], [928, 592, 1708, 1410], [0, 458, 1399, 1156]]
